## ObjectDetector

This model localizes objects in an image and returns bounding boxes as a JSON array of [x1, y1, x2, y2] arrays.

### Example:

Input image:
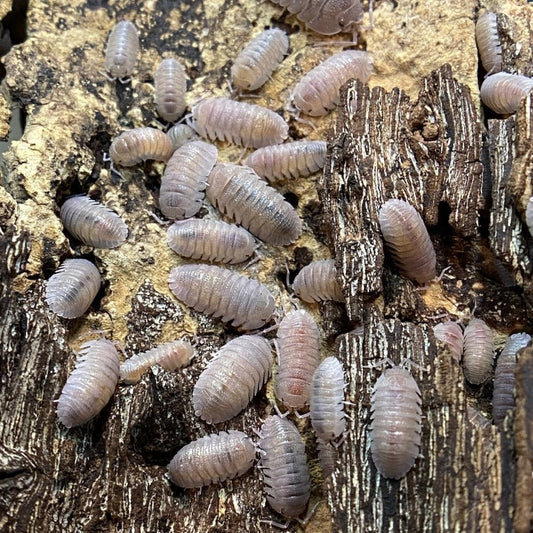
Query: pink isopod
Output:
[[109, 127, 174, 167], [104, 20, 139, 80], [462, 318, 495, 385], [167, 124, 199, 150], [292, 259, 344, 303], [475, 11, 502, 74], [433, 321, 464, 362], [154, 58, 187, 122], [480, 73, 533, 115]]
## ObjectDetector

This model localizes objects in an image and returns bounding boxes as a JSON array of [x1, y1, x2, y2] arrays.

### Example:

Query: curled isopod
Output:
[[159, 140, 218, 220], [275, 309, 322, 410], [290, 50, 372, 117], [258, 415, 311, 519], [230, 28, 289, 92], [475, 11, 502, 74], [45, 258, 101, 319], [154, 58, 187, 122], [525, 196, 533, 237], [378, 199, 437, 284], [167, 124, 199, 150], [168, 430, 255, 488], [104, 20, 139, 80], [207, 163, 302, 246], [433, 321, 464, 362], [462, 318, 495, 385], [56, 338, 120, 428], [109, 127, 174, 167], [480, 73, 533, 115], [292, 259, 344, 303], [244, 140, 327, 182], [167, 219, 256, 264], [60, 195, 128, 249], [192, 97, 289, 148], [493, 332, 531, 425], [370, 366, 422, 479], [120, 339, 194, 384], [192, 335, 272, 424], [168, 264, 275, 330]]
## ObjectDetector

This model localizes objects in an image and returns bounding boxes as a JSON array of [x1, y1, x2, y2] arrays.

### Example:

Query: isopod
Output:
[[370, 365, 422, 479], [159, 140, 218, 220], [493, 332, 531, 425], [244, 140, 327, 182], [191, 97, 289, 148], [104, 20, 139, 80], [230, 28, 289, 92], [167, 219, 256, 264], [167, 123, 199, 150], [192, 335, 272, 424], [289, 50, 372, 117], [109, 127, 174, 167], [154, 58, 187, 122], [275, 309, 322, 410], [480, 72, 533, 115], [462, 318, 495, 385], [207, 163, 302, 246], [317, 438, 337, 479], [168, 264, 276, 330], [45, 258, 101, 319], [258, 415, 311, 519], [120, 339, 195, 384], [60, 195, 128, 249], [475, 11, 502, 74], [56, 338, 120, 428], [378, 199, 437, 284], [433, 321, 464, 362], [168, 430, 255, 488], [525, 196, 533, 237], [292, 259, 344, 303]]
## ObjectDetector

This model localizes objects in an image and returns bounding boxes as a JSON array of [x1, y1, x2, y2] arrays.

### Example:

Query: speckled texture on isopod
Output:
[[154, 58, 187, 122], [109, 127, 174, 167], [292, 259, 344, 303], [475, 11, 502, 74], [480, 72, 533, 115], [104, 20, 139, 80], [433, 321, 464, 362], [167, 124, 199, 150], [462, 318, 495, 385]]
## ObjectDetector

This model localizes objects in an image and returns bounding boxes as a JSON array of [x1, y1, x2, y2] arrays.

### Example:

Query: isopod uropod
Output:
[[462, 318, 495, 385], [480, 73, 533, 115], [292, 259, 344, 303], [154, 58, 187, 122], [104, 20, 139, 80], [475, 11, 502, 74], [433, 321, 464, 362]]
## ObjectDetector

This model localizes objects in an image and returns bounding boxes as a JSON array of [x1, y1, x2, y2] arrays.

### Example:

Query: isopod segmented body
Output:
[[104, 20, 139, 80], [290, 50, 372, 117], [192, 97, 289, 148], [207, 163, 302, 245], [57, 338, 120, 428], [258, 415, 311, 519], [317, 439, 337, 479], [370, 366, 422, 479], [168, 264, 276, 330], [433, 321, 464, 362], [110, 127, 174, 167], [168, 430, 255, 488], [154, 58, 187, 122], [525, 196, 533, 237], [378, 199, 437, 284], [167, 124, 199, 150], [167, 219, 256, 264], [45, 258, 101, 319], [244, 140, 327, 183], [480, 73, 533, 115], [192, 335, 272, 424], [475, 11, 502, 74], [462, 318, 495, 385], [60, 195, 128, 249], [230, 28, 289, 92], [292, 259, 344, 303]]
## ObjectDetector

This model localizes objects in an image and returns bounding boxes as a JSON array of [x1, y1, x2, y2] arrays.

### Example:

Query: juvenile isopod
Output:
[[475, 11, 502, 74], [45, 258, 101, 319], [525, 196, 533, 237], [480, 72, 533, 115], [167, 123, 199, 150], [244, 140, 327, 182], [120, 339, 195, 384], [159, 140, 218, 220], [230, 28, 289, 92], [168, 264, 276, 330], [317, 438, 337, 479], [370, 365, 422, 479], [168, 430, 255, 488], [60, 195, 128, 249], [192, 97, 289, 148], [207, 163, 302, 246], [433, 321, 464, 362], [292, 259, 344, 303], [56, 338, 120, 428], [154, 58, 187, 122], [109, 127, 174, 167], [192, 335, 272, 423], [289, 50, 372, 117], [104, 20, 139, 81], [462, 318, 495, 385], [167, 219, 256, 264], [378, 199, 437, 284]]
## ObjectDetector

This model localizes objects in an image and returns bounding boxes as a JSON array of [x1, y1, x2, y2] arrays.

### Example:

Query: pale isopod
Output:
[[462, 318, 495, 385], [525, 196, 533, 237], [191, 97, 289, 148], [104, 20, 139, 80], [159, 140, 218, 220], [433, 321, 464, 362], [167, 219, 256, 264], [480, 73, 533, 115], [292, 259, 344, 303], [56, 338, 120, 428], [168, 430, 255, 488], [167, 124, 199, 150], [475, 11, 502, 74], [154, 58, 187, 122], [192, 335, 272, 423], [317, 438, 337, 479], [168, 264, 276, 330], [207, 163, 302, 246], [60, 195, 128, 249], [378, 199, 437, 284], [109, 127, 174, 167], [45, 258, 101, 319]]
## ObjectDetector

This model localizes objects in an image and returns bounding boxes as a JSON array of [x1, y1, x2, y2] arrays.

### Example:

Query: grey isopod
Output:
[[292, 259, 344, 303], [433, 321, 464, 362], [526, 196, 533, 237], [60, 195, 128, 249], [109, 127, 174, 167], [159, 140, 218, 220], [168, 430, 256, 488], [168, 264, 276, 330], [317, 438, 337, 479], [167, 219, 256, 264], [480, 73, 533, 115], [167, 124, 199, 150], [462, 318, 495, 385], [192, 335, 272, 424], [207, 163, 302, 246], [56, 338, 120, 428], [154, 58, 187, 122], [475, 11, 502, 74], [45, 258, 101, 319], [104, 20, 139, 80]]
